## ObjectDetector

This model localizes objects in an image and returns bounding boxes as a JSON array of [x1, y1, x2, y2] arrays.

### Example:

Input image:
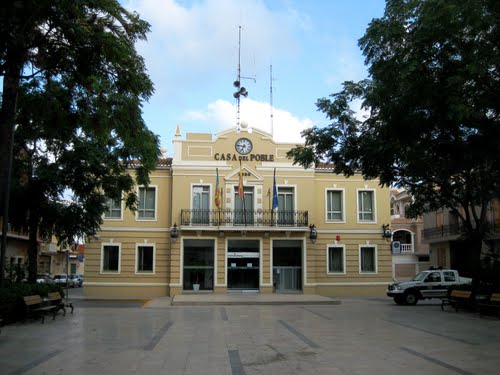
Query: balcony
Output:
[[180, 209, 309, 228], [421, 223, 460, 240], [400, 243, 414, 253]]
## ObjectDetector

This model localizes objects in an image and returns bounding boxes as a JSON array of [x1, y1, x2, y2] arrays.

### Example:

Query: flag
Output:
[[215, 168, 221, 208], [272, 168, 279, 209], [238, 161, 244, 199]]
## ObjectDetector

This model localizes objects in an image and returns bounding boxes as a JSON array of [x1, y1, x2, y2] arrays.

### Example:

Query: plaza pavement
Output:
[[0, 291, 499, 375]]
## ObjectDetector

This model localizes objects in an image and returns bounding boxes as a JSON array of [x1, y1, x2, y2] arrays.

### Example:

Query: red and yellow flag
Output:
[[215, 168, 221, 208], [238, 162, 244, 199]]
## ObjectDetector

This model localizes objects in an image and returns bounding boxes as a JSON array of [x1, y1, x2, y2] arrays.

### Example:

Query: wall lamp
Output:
[[309, 224, 318, 243], [170, 223, 179, 243], [382, 224, 392, 240]]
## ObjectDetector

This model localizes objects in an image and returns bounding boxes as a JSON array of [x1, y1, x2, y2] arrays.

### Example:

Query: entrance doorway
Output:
[[183, 239, 214, 291], [273, 240, 302, 292], [227, 240, 259, 291]]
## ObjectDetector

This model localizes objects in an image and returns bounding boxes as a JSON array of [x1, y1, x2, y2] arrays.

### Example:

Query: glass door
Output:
[[277, 187, 294, 225], [234, 187, 254, 225], [227, 240, 259, 290], [192, 186, 210, 225], [272, 240, 302, 292]]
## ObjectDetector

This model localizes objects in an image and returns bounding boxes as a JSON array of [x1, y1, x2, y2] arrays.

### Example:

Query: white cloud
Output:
[[124, 0, 303, 97], [184, 98, 313, 143]]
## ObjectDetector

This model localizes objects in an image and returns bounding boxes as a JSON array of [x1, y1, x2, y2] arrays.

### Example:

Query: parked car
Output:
[[69, 274, 82, 287], [36, 274, 54, 284], [53, 274, 74, 287], [77, 274, 84, 286], [387, 268, 472, 305]]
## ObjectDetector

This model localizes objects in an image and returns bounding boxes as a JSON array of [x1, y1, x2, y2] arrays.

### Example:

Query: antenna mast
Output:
[[233, 26, 248, 132], [270, 65, 274, 138]]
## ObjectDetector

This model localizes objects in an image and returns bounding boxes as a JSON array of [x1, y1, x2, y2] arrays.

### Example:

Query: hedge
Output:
[[0, 283, 65, 324]]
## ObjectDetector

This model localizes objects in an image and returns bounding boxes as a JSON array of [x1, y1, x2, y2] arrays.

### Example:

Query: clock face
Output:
[[235, 138, 253, 155]]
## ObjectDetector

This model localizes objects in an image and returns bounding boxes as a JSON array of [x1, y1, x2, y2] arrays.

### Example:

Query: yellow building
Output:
[[84, 124, 392, 298]]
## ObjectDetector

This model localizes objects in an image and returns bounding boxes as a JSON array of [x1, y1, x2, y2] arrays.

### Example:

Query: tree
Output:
[[288, 0, 500, 279], [0, 1, 160, 284]]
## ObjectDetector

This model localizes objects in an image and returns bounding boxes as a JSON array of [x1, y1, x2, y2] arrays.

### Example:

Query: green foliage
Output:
[[0, 283, 64, 324], [0, 1, 161, 280], [289, 0, 500, 277], [4, 262, 26, 283]]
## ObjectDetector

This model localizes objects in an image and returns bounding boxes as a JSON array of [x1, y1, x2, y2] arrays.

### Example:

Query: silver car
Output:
[[53, 274, 74, 287], [36, 274, 54, 284], [69, 274, 82, 287]]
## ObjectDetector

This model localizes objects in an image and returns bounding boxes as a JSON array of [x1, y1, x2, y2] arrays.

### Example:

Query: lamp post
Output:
[[170, 223, 179, 243], [309, 224, 318, 243]]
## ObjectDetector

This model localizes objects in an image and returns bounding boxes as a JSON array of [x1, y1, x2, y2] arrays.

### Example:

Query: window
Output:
[[326, 190, 343, 222], [359, 245, 377, 273], [192, 185, 210, 224], [138, 187, 156, 219], [358, 190, 375, 222], [234, 186, 254, 225], [104, 198, 122, 219], [426, 272, 441, 282], [101, 244, 120, 273], [443, 271, 456, 282], [277, 187, 294, 225], [327, 246, 345, 273], [136, 245, 155, 273]]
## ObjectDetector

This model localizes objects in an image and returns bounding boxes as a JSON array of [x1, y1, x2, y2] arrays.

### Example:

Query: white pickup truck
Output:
[[387, 269, 472, 305]]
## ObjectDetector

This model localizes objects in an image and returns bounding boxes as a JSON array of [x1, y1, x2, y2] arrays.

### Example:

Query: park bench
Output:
[[478, 293, 500, 317], [440, 289, 472, 312], [47, 292, 74, 315], [23, 295, 58, 324]]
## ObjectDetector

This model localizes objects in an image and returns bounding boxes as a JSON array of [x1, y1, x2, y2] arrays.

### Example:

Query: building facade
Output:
[[84, 125, 392, 297], [390, 189, 430, 280], [421, 199, 500, 276]]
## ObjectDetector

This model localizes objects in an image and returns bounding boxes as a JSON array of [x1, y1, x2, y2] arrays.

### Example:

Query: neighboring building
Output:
[[0, 223, 83, 280], [390, 189, 430, 280], [45, 244, 84, 276], [0, 225, 30, 282], [84, 124, 392, 298], [421, 199, 500, 277]]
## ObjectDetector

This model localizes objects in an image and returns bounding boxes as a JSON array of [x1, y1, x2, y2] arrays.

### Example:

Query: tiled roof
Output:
[[392, 217, 422, 224], [315, 162, 336, 172], [127, 157, 172, 169]]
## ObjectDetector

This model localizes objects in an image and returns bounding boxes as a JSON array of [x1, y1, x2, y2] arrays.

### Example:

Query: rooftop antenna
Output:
[[270, 64, 275, 138], [232, 26, 255, 133]]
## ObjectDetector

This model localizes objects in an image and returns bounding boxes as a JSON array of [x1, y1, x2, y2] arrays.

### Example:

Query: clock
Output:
[[235, 138, 253, 155]]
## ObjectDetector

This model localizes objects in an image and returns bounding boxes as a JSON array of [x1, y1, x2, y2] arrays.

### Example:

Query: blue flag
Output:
[[272, 168, 278, 209]]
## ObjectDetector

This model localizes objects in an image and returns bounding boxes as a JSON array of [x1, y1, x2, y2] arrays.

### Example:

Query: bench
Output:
[[23, 295, 58, 324], [478, 293, 500, 317], [441, 290, 472, 312], [47, 292, 74, 315]]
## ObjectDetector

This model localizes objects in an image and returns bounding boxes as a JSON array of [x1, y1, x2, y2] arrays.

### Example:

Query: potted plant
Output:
[[191, 262, 205, 291]]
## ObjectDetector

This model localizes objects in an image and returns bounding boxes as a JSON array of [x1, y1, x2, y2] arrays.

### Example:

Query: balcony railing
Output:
[[400, 243, 413, 253], [421, 223, 460, 240], [180, 209, 309, 228]]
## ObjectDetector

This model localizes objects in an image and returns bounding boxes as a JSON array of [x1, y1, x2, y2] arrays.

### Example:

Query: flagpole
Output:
[[271, 169, 275, 226], [240, 161, 247, 226]]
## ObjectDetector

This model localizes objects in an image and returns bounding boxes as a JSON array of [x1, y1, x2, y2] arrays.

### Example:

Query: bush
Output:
[[0, 283, 65, 324]]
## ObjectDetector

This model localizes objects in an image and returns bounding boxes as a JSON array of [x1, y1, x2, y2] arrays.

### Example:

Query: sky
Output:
[[123, 0, 387, 153]]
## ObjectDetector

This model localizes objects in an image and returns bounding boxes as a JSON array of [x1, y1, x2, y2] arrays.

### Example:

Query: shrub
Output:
[[0, 283, 65, 324]]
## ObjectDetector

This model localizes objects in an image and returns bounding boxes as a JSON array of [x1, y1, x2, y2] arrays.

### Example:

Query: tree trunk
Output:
[[0, 64, 21, 215], [27, 215, 39, 283], [0, 63, 22, 287]]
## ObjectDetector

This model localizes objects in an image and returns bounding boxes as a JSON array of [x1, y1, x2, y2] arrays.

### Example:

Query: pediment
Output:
[[225, 164, 263, 181]]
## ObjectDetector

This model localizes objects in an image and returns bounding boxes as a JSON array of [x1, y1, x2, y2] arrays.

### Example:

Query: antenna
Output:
[[232, 26, 255, 133], [270, 64, 275, 138]]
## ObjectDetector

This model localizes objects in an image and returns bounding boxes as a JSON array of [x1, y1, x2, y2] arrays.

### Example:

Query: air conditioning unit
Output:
[[392, 241, 401, 254]]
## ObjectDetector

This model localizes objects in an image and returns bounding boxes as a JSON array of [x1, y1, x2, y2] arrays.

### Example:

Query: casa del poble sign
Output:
[[214, 153, 275, 162], [214, 137, 275, 162]]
